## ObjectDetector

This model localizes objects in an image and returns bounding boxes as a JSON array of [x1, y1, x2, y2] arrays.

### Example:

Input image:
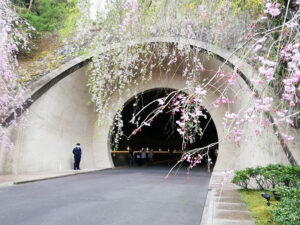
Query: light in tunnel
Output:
[[110, 88, 218, 167]]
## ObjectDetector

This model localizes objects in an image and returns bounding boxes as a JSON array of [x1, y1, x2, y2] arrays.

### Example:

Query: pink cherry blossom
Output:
[[143, 122, 151, 126], [250, 78, 263, 85], [176, 120, 185, 128], [264, 2, 281, 17], [195, 87, 207, 96], [259, 66, 275, 82], [226, 73, 237, 85], [157, 98, 165, 106], [281, 133, 294, 143], [255, 97, 273, 112]]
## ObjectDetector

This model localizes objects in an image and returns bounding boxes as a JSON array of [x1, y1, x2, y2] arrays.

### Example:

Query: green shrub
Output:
[[263, 164, 285, 189], [248, 167, 267, 189], [265, 164, 300, 188], [234, 165, 300, 225], [232, 164, 300, 190], [17, 0, 78, 34], [232, 170, 251, 189], [271, 187, 300, 225]]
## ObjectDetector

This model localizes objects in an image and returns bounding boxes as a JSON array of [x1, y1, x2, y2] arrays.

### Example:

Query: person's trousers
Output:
[[74, 156, 81, 170], [129, 157, 135, 166], [141, 158, 146, 165]]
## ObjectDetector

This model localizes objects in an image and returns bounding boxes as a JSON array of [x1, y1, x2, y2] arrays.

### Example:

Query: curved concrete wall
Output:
[[0, 67, 97, 173], [93, 53, 290, 172], [0, 38, 293, 174]]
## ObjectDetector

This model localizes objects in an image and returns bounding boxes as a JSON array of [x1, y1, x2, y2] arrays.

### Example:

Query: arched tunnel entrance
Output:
[[110, 88, 218, 167]]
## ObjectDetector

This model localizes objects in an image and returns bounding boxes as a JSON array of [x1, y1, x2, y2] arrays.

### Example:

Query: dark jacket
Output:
[[129, 149, 134, 157], [73, 147, 81, 158]]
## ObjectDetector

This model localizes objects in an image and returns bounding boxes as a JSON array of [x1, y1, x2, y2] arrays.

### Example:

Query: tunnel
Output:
[[0, 38, 294, 174], [110, 88, 219, 167]]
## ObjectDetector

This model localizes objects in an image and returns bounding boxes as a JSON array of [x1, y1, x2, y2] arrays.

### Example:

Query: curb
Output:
[[12, 168, 112, 185], [0, 182, 14, 188]]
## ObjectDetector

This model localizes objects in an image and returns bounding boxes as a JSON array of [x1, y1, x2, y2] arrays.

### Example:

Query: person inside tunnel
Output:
[[110, 88, 218, 167]]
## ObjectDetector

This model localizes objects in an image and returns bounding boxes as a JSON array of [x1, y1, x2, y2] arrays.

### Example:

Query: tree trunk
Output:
[[28, 0, 33, 12]]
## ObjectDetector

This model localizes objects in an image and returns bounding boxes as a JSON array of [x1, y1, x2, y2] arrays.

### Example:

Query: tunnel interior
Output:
[[110, 88, 218, 167]]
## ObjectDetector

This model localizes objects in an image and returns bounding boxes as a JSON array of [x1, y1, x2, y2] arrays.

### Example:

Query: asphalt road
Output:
[[0, 164, 211, 225]]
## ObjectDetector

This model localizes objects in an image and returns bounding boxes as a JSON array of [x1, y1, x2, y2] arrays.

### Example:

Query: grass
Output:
[[238, 189, 278, 225]]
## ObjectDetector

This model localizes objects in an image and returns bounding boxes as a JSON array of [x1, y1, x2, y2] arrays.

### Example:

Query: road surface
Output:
[[0, 164, 211, 225]]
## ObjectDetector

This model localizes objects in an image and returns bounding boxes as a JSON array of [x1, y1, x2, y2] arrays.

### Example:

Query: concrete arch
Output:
[[0, 37, 295, 174]]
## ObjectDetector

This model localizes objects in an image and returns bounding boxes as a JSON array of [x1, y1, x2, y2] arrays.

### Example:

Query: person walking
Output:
[[73, 143, 82, 170], [129, 148, 135, 166], [140, 148, 147, 166], [148, 148, 154, 164]]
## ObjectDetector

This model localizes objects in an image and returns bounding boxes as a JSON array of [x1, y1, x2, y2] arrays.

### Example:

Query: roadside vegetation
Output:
[[239, 189, 277, 225], [11, 0, 79, 84], [14, 0, 77, 33], [13, 0, 78, 50], [233, 164, 300, 225]]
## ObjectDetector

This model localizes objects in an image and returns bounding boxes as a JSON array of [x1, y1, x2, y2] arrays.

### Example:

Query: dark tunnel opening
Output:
[[110, 88, 218, 167]]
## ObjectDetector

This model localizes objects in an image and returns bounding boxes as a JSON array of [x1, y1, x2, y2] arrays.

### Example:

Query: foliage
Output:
[[232, 170, 251, 189], [17, 0, 78, 34], [231, 0, 264, 16], [59, 1, 81, 39], [271, 186, 300, 225], [1, 0, 299, 165], [239, 189, 277, 225], [0, 0, 32, 150], [238, 166, 300, 225], [245, 167, 266, 189], [232, 164, 300, 189], [72, 0, 300, 156]]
